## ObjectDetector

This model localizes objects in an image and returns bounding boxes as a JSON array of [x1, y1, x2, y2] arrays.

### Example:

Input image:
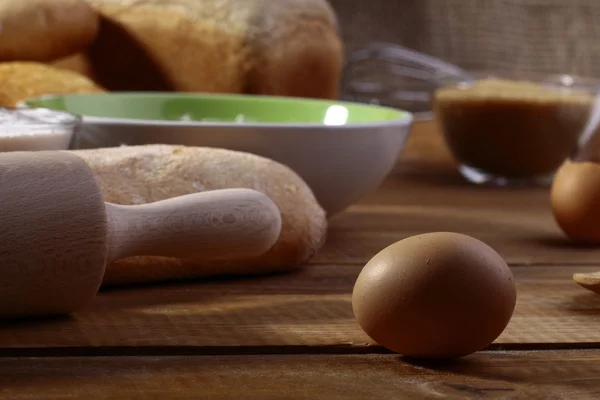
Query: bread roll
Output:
[[72, 145, 328, 286], [0, 0, 99, 62], [56, 0, 343, 99], [0, 62, 105, 107]]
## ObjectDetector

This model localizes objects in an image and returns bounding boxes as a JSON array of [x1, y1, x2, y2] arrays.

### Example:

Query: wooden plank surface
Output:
[[3, 118, 600, 398], [314, 166, 600, 266], [1, 351, 600, 399], [4, 119, 599, 351], [1, 264, 599, 351]]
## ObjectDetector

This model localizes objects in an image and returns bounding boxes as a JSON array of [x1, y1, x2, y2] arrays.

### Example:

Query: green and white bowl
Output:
[[21, 93, 413, 216]]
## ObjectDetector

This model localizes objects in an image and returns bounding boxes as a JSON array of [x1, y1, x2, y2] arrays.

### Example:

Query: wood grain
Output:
[[315, 180, 600, 265], [0, 264, 598, 352], [1, 351, 600, 399], [2, 116, 599, 397]]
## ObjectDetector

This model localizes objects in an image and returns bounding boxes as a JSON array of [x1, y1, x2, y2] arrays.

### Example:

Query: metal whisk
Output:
[[340, 42, 470, 117]]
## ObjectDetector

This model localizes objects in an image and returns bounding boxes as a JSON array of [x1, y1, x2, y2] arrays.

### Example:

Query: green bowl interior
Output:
[[22, 93, 409, 125]]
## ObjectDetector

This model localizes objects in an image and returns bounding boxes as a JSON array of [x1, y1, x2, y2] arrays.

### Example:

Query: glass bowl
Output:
[[433, 73, 599, 186], [0, 107, 81, 152]]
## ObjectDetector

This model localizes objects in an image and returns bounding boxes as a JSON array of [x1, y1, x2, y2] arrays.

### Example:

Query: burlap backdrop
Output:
[[331, 0, 600, 78]]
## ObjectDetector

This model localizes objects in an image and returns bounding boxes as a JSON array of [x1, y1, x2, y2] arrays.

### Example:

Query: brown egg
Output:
[[551, 160, 600, 243], [352, 232, 517, 359]]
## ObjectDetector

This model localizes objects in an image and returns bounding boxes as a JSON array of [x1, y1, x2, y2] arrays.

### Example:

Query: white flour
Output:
[[0, 108, 77, 152]]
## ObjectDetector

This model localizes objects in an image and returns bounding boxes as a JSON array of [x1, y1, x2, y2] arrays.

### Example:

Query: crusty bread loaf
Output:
[[54, 0, 343, 99], [0, 0, 99, 62], [0, 62, 105, 107], [72, 145, 328, 286]]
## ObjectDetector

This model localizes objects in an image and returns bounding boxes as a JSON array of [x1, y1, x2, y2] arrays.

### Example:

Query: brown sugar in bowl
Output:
[[433, 76, 596, 185]]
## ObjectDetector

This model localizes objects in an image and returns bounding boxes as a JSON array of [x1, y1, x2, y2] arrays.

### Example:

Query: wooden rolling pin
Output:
[[0, 151, 282, 318]]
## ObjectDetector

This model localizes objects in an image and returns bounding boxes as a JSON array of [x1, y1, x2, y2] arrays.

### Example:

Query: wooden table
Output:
[[2, 121, 600, 399]]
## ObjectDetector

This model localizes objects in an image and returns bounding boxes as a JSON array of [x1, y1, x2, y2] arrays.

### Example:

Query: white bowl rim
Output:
[[17, 92, 414, 130]]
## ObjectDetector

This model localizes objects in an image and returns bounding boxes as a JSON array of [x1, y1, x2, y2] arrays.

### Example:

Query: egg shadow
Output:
[[398, 352, 489, 371], [396, 352, 521, 386]]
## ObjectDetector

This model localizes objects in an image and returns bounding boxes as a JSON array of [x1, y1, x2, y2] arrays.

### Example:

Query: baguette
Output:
[[55, 0, 343, 99], [72, 145, 328, 286], [0, 0, 99, 62], [0, 62, 105, 107]]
